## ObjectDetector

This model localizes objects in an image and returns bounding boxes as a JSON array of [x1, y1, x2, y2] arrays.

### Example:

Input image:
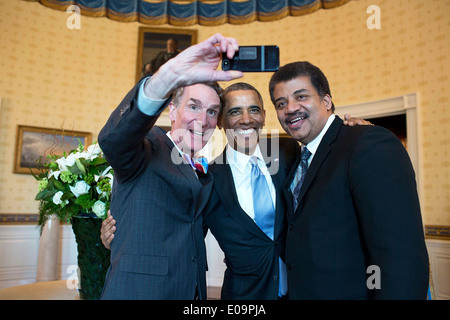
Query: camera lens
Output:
[[222, 59, 230, 70]]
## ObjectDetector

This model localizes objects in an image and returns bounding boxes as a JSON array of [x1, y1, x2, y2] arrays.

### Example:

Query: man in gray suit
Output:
[[98, 34, 243, 299]]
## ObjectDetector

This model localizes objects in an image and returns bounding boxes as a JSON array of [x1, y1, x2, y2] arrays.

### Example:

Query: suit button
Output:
[[289, 224, 295, 231], [192, 256, 197, 262], [272, 275, 278, 281]]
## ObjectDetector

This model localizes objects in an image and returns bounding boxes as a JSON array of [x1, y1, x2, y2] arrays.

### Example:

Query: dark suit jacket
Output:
[[204, 137, 300, 299], [98, 79, 212, 300], [284, 116, 429, 299], [151, 50, 179, 73]]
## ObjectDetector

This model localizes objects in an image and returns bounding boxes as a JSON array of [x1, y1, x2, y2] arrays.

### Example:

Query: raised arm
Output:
[[98, 34, 243, 183], [143, 33, 243, 100]]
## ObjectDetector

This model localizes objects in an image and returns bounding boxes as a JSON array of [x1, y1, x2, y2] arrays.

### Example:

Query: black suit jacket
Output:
[[204, 137, 300, 299], [151, 50, 179, 73], [284, 116, 429, 299], [98, 79, 212, 299]]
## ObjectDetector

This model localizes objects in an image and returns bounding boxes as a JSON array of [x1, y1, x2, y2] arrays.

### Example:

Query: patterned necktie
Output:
[[292, 147, 312, 211], [192, 156, 208, 174], [250, 156, 275, 240], [183, 154, 208, 174]]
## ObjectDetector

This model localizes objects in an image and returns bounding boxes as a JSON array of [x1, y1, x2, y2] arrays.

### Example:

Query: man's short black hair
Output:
[[269, 61, 335, 112]]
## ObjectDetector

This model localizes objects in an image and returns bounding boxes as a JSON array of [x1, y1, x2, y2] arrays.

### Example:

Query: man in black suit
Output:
[[98, 34, 243, 299], [150, 38, 180, 74], [269, 61, 429, 299], [204, 82, 300, 299]]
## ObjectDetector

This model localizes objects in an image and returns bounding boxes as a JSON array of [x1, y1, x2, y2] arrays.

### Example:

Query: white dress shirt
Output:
[[226, 144, 276, 220]]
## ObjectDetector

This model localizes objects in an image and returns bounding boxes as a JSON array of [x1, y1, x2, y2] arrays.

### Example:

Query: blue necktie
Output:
[[250, 156, 287, 297], [250, 156, 275, 240], [293, 147, 312, 211]]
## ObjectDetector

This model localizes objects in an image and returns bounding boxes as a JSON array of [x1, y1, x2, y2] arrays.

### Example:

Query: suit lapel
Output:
[[159, 127, 205, 219], [196, 172, 213, 220], [292, 116, 343, 217], [211, 150, 270, 241], [159, 128, 198, 181]]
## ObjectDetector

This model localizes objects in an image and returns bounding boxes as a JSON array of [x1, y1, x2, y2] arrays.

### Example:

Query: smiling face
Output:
[[169, 83, 221, 156], [219, 89, 265, 155], [273, 76, 332, 144]]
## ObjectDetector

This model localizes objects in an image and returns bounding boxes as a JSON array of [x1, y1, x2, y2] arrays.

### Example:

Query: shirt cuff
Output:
[[137, 78, 168, 116]]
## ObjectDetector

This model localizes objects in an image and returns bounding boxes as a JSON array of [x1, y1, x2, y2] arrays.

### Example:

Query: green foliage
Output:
[[33, 143, 113, 235]]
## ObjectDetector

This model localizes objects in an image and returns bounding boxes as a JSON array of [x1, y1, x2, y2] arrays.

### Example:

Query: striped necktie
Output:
[[292, 147, 312, 211]]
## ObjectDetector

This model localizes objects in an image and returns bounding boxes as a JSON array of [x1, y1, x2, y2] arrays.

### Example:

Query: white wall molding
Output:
[[426, 239, 450, 300], [0, 224, 77, 289]]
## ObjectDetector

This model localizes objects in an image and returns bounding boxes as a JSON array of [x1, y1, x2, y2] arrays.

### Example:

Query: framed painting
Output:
[[135, 27, 198, 83], [14, 125, 92, 175]]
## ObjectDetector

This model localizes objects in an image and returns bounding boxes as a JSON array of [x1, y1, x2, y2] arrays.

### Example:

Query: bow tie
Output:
[[184, 154, 208, 174]]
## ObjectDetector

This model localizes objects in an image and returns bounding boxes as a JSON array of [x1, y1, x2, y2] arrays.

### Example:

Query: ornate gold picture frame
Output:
[[14, 125, 92, 175], [135, 27, 198, 83]]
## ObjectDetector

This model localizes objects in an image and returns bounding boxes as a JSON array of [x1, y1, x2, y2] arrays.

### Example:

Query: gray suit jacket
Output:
[[98, 80, 212, 299]]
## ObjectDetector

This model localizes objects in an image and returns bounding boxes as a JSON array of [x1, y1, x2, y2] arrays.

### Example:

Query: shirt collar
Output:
[[226, 143, 264, 173], [303, 114, 335, 155], [166, 131, 183, 156], [166, 131, 207, 159]]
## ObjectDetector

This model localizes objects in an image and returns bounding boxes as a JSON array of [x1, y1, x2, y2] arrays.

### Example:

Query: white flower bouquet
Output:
[[33, 141, 113, 234]]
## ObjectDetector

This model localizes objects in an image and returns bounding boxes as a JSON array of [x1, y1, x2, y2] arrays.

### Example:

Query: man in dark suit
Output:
[[150, 38, 180, 74], [269, 61, 429, 299], [98, 34, 243, 299], [204, 82, 300, 299]]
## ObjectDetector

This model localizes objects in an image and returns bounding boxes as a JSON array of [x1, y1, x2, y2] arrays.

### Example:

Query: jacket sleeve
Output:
[[349, 126, 429, 299], [98, 78, 171, 184]]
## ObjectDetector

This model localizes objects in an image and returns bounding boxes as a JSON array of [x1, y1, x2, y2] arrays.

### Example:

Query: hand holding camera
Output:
[[222, 45, 280, 72]]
